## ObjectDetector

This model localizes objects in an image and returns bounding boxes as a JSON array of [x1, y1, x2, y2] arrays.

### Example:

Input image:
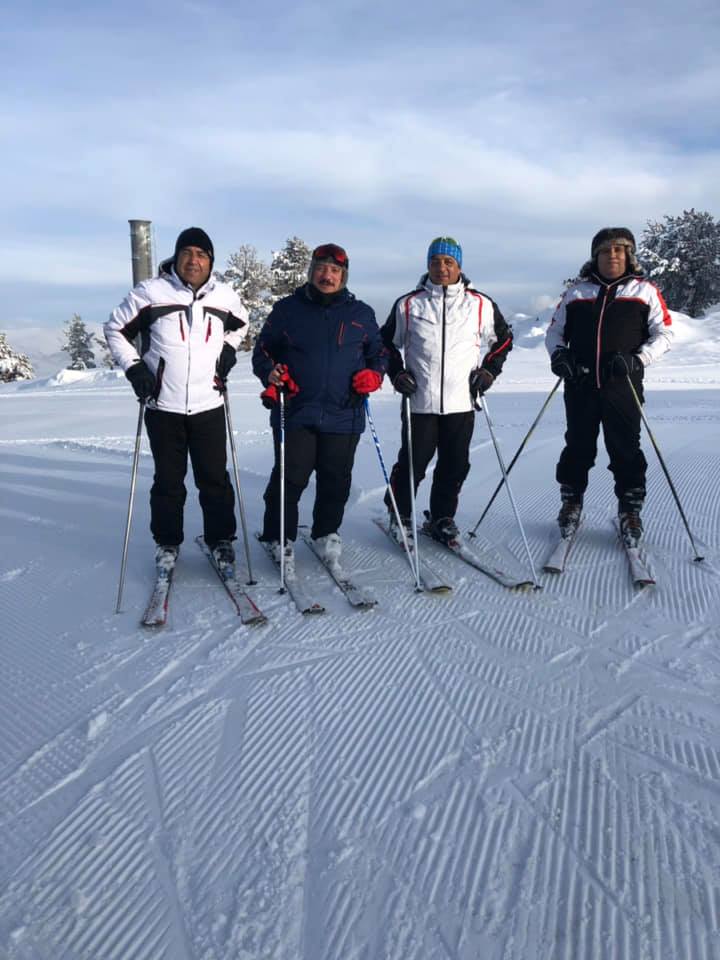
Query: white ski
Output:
[[424, 532, 536, 590], [612, 519, 655, 587], [142, 571, 173, 627], [373, 518, 452, 594], [257, 537, 326, 615], [300, 534, 377, 610], [195, 537, 267, 625]]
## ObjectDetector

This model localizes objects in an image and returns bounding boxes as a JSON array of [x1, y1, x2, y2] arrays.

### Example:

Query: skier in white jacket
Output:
[[105, 227, 248, 570], [381, 237, 513, 544]]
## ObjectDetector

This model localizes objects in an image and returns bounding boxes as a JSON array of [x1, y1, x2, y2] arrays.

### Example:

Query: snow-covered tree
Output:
[[638, 209, 720, 316], [94, 334, 116, 369], [221, 245, 273, 347], [270, 236, 312, 299], [0, 332, 34, 382], [62, 314, 96, 369]]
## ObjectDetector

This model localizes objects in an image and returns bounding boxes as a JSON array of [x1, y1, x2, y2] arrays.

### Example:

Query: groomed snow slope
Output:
[[1, 311, 719, 960]]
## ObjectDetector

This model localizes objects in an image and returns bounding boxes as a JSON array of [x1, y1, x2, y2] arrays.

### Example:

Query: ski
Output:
[[300, 534, 377, 610], [195, 537, 267, 625], [423, 531, 535, 590], [612, 520, 656, 587], [543, 525, 581, 574], [257, 537, 326, 615], [142, 570, 173, 627], [372, 518, 452, 593]]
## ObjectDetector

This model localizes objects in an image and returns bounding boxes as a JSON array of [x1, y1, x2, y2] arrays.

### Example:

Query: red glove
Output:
[[277, 364, 299, 396], [260, 384, 279, 408], [352, 369, 383, 395], [261, 364, 300, 407]]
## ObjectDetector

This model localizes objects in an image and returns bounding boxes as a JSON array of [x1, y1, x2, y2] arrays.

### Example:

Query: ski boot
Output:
[[210, 539, 235, 577], [557, 484, 583, 540], [424, 513, 460, 546], [312, 532, 342, 564], [618, 510, 643, 547], [154, 544, 179, 578], [271, 541, 295, 577]]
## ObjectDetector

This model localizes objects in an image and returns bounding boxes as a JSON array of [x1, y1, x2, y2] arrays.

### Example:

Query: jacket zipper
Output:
[[594, 279, 621, 387], [440, 288, 447, 414], [186, 300, 194, 411]]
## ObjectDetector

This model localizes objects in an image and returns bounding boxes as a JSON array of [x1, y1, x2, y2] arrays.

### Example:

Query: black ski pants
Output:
[[556, 375, 647, 503], [384, 409, 475, 521], [261, 427, 360, 544], [144, 405, 236, 548]]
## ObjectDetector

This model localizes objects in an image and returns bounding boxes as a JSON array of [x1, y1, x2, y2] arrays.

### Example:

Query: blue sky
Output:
[[2, 0, 719, 332]]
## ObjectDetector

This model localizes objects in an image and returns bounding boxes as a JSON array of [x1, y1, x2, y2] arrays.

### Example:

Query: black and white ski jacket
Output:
[[381, 274, 512, 415], [546, 271, 672, 388], [105, 262, 248, 415]]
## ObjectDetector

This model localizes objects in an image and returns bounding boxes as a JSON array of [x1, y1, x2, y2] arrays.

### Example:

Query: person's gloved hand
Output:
[[213, 343, 238, 392], [125, 360, 156, 401], [392, 370, 417, 396], [550, 347, 577, 382], [260, 384, 279, 409], [274, 363, 299, 396], [261, 364, 299, 408], [352, 369, 383, 395], [469, 367, 494, 401], [217, 343, 237, 379], [606, 352, 644, 379]]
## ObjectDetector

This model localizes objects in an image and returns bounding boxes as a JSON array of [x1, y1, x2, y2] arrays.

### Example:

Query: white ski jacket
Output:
[[105, 263, 248, 415], [382, 275, 513, 415]]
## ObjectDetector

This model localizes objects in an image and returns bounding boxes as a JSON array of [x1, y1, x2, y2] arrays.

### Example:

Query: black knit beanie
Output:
[[174, 227, 214, 266]]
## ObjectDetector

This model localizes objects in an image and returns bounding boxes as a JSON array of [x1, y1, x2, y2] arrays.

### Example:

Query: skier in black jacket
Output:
[[545, 227, 672, 544]]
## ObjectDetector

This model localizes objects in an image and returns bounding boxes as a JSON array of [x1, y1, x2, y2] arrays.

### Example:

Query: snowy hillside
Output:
[[1, 323, 108, 379], [1, 310, 719, 959]]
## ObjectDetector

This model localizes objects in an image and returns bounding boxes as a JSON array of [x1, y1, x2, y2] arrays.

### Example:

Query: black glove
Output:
[[392, 370, 417, 396], [550, 347, 577, 382], [125, 360, 156, 401], [469, 367, 494, 401], [605, 352, 644, 379], [216, 343, 237, 381]]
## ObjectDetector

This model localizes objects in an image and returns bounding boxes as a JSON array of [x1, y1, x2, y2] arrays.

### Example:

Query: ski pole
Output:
[[364, 397, 422, 591], [626, 374, 704, 561], [477, 394, 541, 589], [222, 388, 256, 584], [115, 400, 145, 613], [404, 395, 421, 585], [278, 388, 287, 592], [469, 378, 561, 536]]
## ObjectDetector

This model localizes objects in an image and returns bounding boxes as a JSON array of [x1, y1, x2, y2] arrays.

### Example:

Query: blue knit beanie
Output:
[[427, 236, 462, 268]]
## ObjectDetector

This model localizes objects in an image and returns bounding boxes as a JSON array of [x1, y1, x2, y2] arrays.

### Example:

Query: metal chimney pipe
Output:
[[128, 219, 154, 285]]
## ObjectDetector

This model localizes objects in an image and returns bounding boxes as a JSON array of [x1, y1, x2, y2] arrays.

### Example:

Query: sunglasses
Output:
[[312, 244, 349, 267]]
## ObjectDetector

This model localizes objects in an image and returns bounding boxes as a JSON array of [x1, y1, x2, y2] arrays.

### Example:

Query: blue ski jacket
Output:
[[252, 284, 387, 434]]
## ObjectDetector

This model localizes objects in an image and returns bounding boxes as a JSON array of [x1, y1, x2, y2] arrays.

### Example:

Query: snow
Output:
[[1, 310, 720, 959]]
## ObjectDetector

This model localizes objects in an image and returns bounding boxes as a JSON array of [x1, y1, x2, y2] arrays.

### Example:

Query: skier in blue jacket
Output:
[[252, 243, 386, 568]]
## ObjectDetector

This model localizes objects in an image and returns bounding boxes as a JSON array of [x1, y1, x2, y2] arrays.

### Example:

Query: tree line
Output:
[[1, 212, 719, 383]]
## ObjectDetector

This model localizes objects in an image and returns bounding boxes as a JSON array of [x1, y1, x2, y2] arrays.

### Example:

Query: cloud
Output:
[[1, 0, 718, 323]]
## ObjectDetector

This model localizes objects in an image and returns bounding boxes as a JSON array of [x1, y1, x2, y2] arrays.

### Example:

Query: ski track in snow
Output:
[[1, 355, 720, 959]]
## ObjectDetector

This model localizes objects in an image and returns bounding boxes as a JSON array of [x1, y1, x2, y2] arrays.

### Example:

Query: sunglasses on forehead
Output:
[[312, 244, 349, 267]]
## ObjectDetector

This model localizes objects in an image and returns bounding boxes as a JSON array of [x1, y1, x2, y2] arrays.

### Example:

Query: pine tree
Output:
[[94, 334, 116, 369], [62, 313, 96, 369], [270, 236, 312, 299], [221, 245, 273, 347], [0, 333, 34, 382], [638, 209, 720, 316]]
